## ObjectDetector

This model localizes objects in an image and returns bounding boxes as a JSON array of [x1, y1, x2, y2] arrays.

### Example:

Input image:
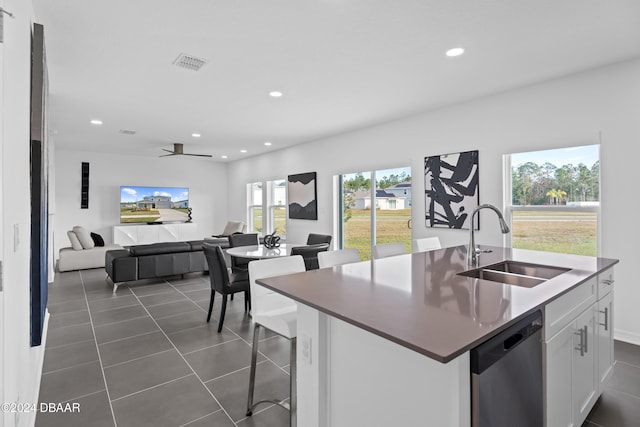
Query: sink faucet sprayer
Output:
[[468, 204, 510, 266]]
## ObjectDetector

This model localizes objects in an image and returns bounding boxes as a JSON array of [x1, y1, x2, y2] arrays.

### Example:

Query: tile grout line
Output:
[[93, 314, 150, 329], [178, 409, 225, 427], [101, 347, 175, 369], [98, 328, 162, 347], [79, 270, 119, 427], [180, 338, 242, 356], [203, 359, 272, 384], [127, 286, 240, 427], [45, 337, 95, 350], [110, 373, 195, 402], [42, 358, 101, 376]]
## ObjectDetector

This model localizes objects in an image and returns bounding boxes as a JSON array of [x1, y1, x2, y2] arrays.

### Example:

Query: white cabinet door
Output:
[[572, 304, 598, 426], [597, 291, 614, 389], [545, 321, 575, 427]]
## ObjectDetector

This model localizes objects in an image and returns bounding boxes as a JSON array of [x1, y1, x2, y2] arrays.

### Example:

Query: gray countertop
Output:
[[256, 245, 618, 363]]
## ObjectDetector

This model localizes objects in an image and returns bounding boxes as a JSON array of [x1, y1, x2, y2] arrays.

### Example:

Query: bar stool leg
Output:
[[290, 337, 297, 427], [246, 323, 261, 416]]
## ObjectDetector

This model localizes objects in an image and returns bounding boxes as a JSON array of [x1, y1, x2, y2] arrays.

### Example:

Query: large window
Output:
[[247, 179, 287, 237], [339, 167, 412, 260], [505, 145, 600, 256]]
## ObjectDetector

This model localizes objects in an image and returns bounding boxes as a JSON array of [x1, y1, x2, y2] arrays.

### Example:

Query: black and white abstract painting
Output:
[[424, 150, 479, 230], [288, 172, 317, 220]]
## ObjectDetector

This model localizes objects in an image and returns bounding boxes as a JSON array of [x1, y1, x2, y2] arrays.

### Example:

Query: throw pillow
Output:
[[67, 230, 83, 251], [73, 225, 95, 249], [90, 232, 105, 247]]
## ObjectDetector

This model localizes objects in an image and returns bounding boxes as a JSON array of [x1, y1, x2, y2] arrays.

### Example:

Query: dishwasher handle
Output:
[[471, 310, 542, 375]]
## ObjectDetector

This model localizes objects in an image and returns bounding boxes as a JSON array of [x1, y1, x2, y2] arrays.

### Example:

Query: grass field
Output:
[[343, 209, 597, 259], [252, 208, 597, 259], [512, 211, 597, 256], [344, 209, 412, 260]]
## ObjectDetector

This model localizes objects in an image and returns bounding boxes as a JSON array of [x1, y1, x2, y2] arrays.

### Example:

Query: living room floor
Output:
[[37, 269, 290, 427], [38, 269, 640, 427]]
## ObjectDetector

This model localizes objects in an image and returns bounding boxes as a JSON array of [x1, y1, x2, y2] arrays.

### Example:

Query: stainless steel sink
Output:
[[458, 260, 570, 288]]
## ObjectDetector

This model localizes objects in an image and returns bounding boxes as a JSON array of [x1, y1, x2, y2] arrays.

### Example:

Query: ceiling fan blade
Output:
[[159, 153, 177, 157], [161, 148, 175, 153], [184, 153, 213, 157]]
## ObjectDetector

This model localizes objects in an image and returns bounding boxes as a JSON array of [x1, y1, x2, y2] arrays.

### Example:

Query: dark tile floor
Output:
[[583, 340, 640, 427], [38, 268, 640, 426], [37, 269, 290, 427]]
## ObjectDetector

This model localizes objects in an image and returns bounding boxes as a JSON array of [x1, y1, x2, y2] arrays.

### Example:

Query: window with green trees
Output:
[[506, 145, 600, 256]]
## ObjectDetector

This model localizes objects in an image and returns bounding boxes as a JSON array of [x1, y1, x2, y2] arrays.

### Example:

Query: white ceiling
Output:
[[32, 0, 640, 161]]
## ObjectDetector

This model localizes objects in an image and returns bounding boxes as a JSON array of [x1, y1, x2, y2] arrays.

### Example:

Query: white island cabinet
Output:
[[544, 268, 615, 427]]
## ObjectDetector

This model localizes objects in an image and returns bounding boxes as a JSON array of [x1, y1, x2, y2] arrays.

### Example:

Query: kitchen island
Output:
[[257, 245, 618, 426]]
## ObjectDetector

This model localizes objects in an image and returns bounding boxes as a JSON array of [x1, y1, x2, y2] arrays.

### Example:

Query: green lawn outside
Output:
[[511, 211, 597, 256], [253, 208, 597, 259]]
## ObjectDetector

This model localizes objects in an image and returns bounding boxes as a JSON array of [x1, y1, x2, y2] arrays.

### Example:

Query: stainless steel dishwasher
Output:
[[470, 310, 543, 427]]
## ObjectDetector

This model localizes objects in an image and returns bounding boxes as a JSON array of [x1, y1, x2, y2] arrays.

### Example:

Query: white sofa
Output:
[[58, 244, 122, 272], [58, 225, 122, 272]]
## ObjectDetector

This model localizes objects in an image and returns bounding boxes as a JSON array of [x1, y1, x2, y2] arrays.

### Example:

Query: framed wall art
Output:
[[424, 150, 479, 230], [288, 172, 317, 220]]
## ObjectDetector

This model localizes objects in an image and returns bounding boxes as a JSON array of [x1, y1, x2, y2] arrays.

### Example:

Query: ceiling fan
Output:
[[160, 143, 212, 158]]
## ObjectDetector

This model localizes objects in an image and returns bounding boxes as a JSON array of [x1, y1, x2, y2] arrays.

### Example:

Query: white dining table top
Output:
[[226, 243, 303, 259]]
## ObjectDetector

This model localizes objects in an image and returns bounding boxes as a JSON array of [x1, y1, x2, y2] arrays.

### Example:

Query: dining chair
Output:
[[412, 237, 442, 253], [317, 248, 361, 268], [202, 243, 251, 333], [371, 242, 407, 259], [306, 233, 332, 246], [246, 255, 306, 426], [290, 243, 329, 270], [228, 233, 259, 273]]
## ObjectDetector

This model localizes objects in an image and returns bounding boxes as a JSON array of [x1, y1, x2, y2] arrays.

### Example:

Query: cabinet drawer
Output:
[[545, 277, 597, 340], [598, 268, 614, 299]]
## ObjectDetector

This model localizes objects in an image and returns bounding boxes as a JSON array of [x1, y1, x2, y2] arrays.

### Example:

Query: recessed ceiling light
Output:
[[221, 155, 228, 159], [446, 47, 465, 57], [264, 142, 272, 146], [269, 91, 283, 98], [90, 119, 103, 125], [191, 133, 201, 138], [240, 149, 247, 153]]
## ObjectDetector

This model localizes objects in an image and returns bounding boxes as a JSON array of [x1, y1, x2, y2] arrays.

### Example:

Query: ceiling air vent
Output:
[[173, 53, 208, 71], [118, 129, 136, 135]]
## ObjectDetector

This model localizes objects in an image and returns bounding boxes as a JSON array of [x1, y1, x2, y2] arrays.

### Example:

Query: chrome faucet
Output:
[[468, 204, 510, 266]]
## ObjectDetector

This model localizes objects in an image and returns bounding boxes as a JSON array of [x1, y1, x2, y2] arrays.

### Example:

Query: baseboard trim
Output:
[[614, 328, 640, 346]]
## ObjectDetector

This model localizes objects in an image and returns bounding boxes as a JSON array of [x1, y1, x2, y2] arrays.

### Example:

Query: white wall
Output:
[[227, 58, 640, 343], [1, 0, 49, 425], [53, 149, 229, 257]]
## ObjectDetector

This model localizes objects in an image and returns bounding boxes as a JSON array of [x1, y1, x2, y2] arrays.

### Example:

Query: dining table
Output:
[[225, 243, 303, 260]]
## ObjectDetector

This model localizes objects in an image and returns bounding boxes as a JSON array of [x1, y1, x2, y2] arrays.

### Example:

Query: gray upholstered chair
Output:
[[306, 233, 332, 245], [290, 243, 329, 270], [228, 233, 259, 273], [203, 243, 250, 332]]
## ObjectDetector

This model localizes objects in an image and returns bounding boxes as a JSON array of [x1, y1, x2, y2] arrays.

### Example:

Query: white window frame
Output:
[[247, 179, 287, 237], [502, 149, 601, 255]]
